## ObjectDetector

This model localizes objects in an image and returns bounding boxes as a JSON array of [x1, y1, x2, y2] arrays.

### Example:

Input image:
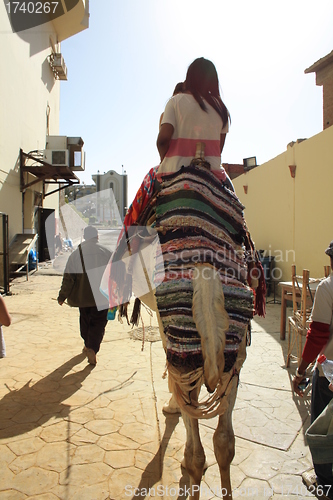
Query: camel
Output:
[[107, 157, 264, 499], [137, 265, 246, 500]]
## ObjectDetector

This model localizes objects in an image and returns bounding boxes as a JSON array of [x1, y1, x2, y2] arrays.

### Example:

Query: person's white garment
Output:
[[0, 325, 5, 358], [312, 273, 333, 376], [159, 93, 229, 174]]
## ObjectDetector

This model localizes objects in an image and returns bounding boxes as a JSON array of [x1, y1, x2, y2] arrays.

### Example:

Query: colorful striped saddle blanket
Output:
[[153, 165, 256, 372]]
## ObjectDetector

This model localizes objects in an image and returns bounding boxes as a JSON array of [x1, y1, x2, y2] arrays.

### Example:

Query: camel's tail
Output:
[[192, 264, 229, 392]]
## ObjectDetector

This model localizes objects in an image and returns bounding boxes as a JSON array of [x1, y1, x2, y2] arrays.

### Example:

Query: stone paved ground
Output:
[[0, 272, 316, 499]]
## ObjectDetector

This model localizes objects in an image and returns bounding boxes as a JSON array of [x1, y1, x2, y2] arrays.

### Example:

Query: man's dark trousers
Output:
[[79, 306, 108, 354]]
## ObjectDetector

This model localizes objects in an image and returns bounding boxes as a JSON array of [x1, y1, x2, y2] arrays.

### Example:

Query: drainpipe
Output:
[[22, 191, 25, 233], [20, 149, 25, 232]]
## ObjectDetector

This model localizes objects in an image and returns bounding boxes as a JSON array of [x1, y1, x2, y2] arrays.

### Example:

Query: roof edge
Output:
[[305, 50, 333, 74]]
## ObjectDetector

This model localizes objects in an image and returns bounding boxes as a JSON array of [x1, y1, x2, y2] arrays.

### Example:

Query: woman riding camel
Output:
[[157, 57, 230, 182], [108, 58, 234, 309], [116, 57, 231, 235], [107, 58, 264, 500]]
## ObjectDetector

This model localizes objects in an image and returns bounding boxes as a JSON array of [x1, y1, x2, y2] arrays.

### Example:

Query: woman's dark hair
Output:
[[184, 57, 230, 128], [173, 82, 184, 96]]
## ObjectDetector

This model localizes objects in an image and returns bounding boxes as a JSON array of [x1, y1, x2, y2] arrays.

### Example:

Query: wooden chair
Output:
[[286, 266, 313, 367], [324, 265, 331, 278]]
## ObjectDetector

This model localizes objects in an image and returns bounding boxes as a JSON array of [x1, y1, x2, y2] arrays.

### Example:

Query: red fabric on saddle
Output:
[[123, 166, 159, 233]]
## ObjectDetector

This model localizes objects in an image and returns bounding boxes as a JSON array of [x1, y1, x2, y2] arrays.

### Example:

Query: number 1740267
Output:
[[282, 484, 331, 496], [5, 2, 59, 15]]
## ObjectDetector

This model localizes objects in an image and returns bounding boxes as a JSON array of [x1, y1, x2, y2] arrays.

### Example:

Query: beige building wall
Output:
[[0, 5, 60, 240], [0, 1, 88, 246], [233, 125, 333, 281]]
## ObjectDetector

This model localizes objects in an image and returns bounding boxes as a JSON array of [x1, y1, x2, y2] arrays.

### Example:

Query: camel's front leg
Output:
[[182, 410, 205, 500]]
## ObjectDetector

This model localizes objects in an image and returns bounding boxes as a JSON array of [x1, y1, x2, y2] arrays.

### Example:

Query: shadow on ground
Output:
[[0, 353, 94, 439], [253, 305, 312, 437], [130, 412, 191, 499]]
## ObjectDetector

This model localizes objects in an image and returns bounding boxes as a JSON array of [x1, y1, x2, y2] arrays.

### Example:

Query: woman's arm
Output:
[[156, 123, 174, 162], [0, 296, 11, 326]]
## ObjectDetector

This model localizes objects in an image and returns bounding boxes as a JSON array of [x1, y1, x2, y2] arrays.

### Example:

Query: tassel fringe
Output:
[[130, 298, 141, 327]]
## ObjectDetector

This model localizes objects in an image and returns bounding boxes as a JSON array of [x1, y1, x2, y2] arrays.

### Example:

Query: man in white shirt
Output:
[[293, 240, 333, 499]]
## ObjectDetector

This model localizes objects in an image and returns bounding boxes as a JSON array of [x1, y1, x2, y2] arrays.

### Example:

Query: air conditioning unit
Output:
[[44, 149, 69, 167], [48, 53, 68, 81], [44, 136, 85, 170], [45, 136, 67, 150]]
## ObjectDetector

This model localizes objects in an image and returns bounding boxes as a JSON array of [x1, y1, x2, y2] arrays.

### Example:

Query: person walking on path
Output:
[[0, 294, 11, 358], [293, 240, 333, 499], [58, 226, 112, 365]]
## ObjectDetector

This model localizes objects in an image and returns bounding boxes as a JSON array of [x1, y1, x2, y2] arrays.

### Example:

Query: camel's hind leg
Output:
[[213, 335, 246, 499], [182, 404, 205, 500], [212, 374, 238, 499]]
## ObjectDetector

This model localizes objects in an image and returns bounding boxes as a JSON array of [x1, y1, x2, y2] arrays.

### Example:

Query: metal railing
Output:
[[0, 213, 9, 294]]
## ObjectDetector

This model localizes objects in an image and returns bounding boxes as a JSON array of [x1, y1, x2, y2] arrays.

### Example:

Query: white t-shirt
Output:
[[159, 93, 229, 174], [312, 274, 333, 375]]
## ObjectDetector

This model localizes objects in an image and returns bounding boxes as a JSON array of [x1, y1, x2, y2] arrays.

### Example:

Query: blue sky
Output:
[[59, 0, 333, 203]]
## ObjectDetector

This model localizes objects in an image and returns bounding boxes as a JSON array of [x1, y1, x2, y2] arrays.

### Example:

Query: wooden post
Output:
[[291, 265, 297, 315]]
